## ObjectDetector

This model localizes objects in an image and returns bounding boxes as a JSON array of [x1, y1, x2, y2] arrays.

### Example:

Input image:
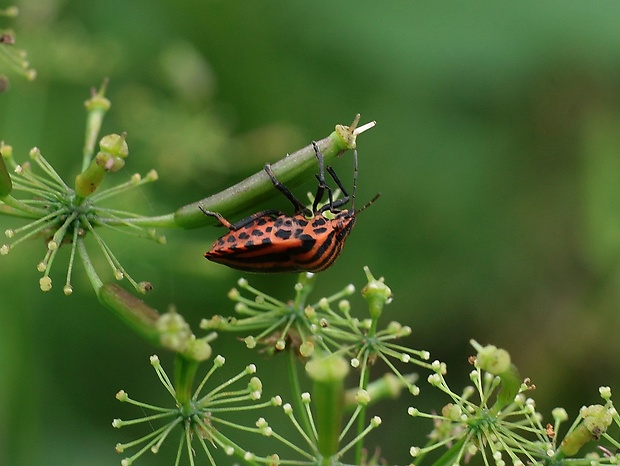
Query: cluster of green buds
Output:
[[201, 267, 429, 395], [409, 341, 620, 466], [0, 82, 162, 294]]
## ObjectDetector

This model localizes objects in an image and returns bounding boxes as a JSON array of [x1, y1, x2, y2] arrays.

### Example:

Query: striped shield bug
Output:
[[200, 142, 378, 273]]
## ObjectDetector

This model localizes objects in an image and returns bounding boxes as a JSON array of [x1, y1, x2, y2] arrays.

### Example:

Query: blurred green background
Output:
[[2, 1, 620, 464]]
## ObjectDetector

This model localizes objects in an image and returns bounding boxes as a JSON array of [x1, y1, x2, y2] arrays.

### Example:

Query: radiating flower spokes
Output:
[[408, 343, 620, 466], [0, 83, 164, 295], [113, 354, 279, 466], [1, 143, 161, 293]]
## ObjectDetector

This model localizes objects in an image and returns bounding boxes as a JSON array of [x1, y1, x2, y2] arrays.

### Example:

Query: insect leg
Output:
[[318, 148, 358, 212], [230, 210, 283, 229], [264, 164, 310, 215], [199, 204, 235, 230], [311, 141, 336, 212]]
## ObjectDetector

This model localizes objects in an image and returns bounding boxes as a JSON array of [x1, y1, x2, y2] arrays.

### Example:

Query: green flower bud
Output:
[[361, 266, 392, 319], [84, 88, 111, 113], [99, 133, 129, 159], [475, 344, 511, 374], [95, 151, 125, 172], [559, 405, 612, 457], [471, 340, 521, 413]]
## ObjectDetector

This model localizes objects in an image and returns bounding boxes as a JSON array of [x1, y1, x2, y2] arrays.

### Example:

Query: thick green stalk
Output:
[[306, 355, 349, 462], [173, 117, 373, 229], [82, 80, 111, 171], [97, 116, 374, 230], [97, 282, 161, 346], [174, 353, 200, 405], [0, 147, 12, 196]]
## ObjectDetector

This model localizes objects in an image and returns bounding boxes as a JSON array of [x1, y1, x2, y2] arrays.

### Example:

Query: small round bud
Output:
[[355, 389, 371, 406], [146, 169, 158, 181], [99, 133, 129, 158], [29, 147, 41, 159], [299, 340, 315, 357], [476, 344, 511, 374], [138, 282, 153, 293], [361, 266, 392, 319], [39, 276, 52, 291]]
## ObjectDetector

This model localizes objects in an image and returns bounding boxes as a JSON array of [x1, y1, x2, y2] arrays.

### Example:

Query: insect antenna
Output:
[[355, 192, 381, 214], [350, 148, 380, 215]]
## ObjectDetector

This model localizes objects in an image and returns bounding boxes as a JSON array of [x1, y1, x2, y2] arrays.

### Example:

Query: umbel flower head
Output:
[[408, 341, 620, 466], [202, 267, 432, 397], [0, 82, 163, 294], [114, 354, 278, 466]]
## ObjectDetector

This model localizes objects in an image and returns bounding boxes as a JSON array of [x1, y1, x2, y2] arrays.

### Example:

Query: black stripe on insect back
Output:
[[297, 216, 356, 271], [297, 228, 338, 268]]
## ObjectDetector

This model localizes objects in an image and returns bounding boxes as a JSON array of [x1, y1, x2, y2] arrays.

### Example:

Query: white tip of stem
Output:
[[353, 120, 376, 136]]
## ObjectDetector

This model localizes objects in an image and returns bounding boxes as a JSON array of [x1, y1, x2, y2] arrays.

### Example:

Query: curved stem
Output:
[[354, 354, 371, 464], [81, 116, 375, 230], [174, 117, 374, 229], [76, 237, 103, 292]]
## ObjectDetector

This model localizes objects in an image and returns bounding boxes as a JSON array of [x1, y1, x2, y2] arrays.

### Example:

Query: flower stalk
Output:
[[173, 114, 375, 229], [0, 143, 12, 196], [306, 354, 350, 461]]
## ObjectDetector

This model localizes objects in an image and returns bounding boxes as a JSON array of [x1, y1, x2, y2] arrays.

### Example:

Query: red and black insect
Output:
[[200, 143, 378, 273]]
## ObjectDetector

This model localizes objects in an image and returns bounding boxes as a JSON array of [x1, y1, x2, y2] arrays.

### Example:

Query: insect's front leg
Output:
[[311, 141, 336, 212]]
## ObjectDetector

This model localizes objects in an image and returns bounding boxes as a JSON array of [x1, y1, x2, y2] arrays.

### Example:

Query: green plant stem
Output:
[[97, 282, 162, 346], [353, 314, 379, 463], [82, 79, 110, 171], [354, 356, 371, 464], [0, 194, 47, 216], [287, 347, 313, 437], [76, 237, 104, 292], [0, 151, 12, 196], [174, 354, 200, 406], [99, 133, 351, 230], [174, 118, 372, 229]]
